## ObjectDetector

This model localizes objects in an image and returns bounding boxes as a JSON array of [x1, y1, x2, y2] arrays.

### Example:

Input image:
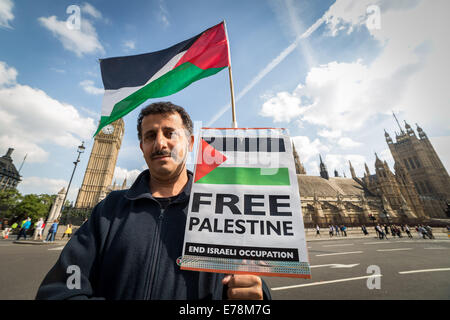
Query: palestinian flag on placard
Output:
[[194, 134, 290, 186], [95, 21, 230, 136]]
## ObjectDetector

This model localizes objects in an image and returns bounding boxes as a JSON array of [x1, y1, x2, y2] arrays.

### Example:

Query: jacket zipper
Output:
[[145, 207, 165, 299]]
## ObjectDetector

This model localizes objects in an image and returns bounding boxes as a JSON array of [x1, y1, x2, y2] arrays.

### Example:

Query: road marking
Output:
[[398, 268, 450, 275], [377, 248, 412, 252], [423, 247, 448, 250], [271, 274, 382, 291], [363, 241, 394, 245], [322, 244, 354, 247], [315, 251, 363, 257], [310, 263, 360, 269], [48, 246, 65, 251]]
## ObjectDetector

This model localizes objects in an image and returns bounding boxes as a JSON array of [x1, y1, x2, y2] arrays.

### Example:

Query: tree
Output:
[[0, 188, 22, 220], [12, 194, 54, 222]]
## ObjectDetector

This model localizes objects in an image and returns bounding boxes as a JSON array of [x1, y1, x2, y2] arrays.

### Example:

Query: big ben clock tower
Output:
[[75, 119, 125, 209]]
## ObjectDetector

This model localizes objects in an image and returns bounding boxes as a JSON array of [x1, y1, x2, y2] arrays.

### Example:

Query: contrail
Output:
[[207, 17, 325, 127]]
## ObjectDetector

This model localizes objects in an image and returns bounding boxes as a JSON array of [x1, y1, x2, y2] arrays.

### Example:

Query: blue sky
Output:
[[0, 0, 449, 202]]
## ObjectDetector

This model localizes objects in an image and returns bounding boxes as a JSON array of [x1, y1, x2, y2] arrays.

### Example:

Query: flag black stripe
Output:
[[202, 137, 285, 152], [100, 34, 201, 90]]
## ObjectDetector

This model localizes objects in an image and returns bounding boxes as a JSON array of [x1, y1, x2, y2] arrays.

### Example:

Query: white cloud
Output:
[[0, 61, 96, 164], [337, 137, 362, 149], [123, 40, 136, 51], [259, 91, 305, 122], [80, 79, 103, 95], [113, 166, 142, 188], [19, 176, 67, 195], [0, 0, 13, 29], [321, 0, 450, 130], [324, 153, 367, 177], [0, 60, 17, 86], [38, 14, 104, 57], [291, 136, 329, 163], [318, 129, 342, 139], [158, 0, 170, 28], [81, 2, 102, 20]]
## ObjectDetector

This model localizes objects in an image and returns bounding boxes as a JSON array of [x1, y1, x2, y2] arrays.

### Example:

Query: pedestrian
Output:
[[405, 225, 413, 238], [395, 226, 402, 238], [341, 225, 347, 237], [329, 225, 334, 237], [424, 225, 434, 239], [384, 224, 389, 236], [16, 217, 31, 240], [315, 225, 321, 237], [33, 218, 44, 240], [418, 226, 429, 239], [36, 101, 270, 300], [361, 225, 369, 236], [390, 225, 396, 238], [2, 222, 11, 239], [61, 224, 72, 240], [334, 225, 340, 236], [45, 220, 59, 242]]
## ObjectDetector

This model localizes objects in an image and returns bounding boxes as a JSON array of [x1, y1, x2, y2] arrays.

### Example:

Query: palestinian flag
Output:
[[95, 21, 230, 136], [194, 132, 290, 186]]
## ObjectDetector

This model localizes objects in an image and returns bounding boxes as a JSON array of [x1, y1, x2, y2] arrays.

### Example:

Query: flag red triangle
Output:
[[194, 139, 227, 182]]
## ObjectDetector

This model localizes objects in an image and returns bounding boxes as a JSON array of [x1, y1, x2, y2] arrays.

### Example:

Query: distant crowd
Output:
[[314, 223, 442, 240], [1, 218, 77, 242]]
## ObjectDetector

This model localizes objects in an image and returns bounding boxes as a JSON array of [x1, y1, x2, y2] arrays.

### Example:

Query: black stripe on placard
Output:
[[184, 242, 298, 262], [202, 137, 285, 152], [100, 34, 200, 90]]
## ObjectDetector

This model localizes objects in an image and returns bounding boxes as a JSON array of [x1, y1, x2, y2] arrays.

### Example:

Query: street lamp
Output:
[[60, 141, 86, 217]]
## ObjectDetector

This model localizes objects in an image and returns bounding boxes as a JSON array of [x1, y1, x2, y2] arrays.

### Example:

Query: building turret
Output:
[[404, 120, 415, 137], [416, 123, 427, 139], [384, 129, 393, 144], [292, 143, 306, 174], [349, 160, 356, 179], [319, 155, 329, 180]]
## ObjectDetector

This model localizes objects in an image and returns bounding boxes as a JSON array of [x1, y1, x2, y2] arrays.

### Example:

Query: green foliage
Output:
[[13, 194, 53, 221], [0, 188, 22, 219], [0, 189, 56, 223]]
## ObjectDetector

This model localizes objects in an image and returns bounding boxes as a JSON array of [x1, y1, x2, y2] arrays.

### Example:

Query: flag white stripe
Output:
[[100, 51, 187, 117]]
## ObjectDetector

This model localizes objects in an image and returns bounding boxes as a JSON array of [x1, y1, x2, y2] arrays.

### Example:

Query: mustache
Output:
[[151, 150, 172, 159]]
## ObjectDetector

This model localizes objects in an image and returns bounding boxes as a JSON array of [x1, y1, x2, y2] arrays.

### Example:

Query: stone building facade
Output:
[[0, 148, 21, 191], [297, 119, 449, 226]]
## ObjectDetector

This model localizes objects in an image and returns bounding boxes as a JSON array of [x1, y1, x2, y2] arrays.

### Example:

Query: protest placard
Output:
[[180, 128, 311, 278]]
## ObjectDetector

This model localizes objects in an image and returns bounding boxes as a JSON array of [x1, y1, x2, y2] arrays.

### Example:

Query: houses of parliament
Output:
[[74, 116, 450, 225]]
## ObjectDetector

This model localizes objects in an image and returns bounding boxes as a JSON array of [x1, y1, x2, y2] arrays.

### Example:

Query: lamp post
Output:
[[60, 141, 86, 217]]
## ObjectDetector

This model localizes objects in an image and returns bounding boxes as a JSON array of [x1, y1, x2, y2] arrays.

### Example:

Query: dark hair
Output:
[[137, 101, 193, 141]]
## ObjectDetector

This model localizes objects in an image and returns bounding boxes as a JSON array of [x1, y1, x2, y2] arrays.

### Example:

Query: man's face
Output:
[[139, 112, 194, 181]]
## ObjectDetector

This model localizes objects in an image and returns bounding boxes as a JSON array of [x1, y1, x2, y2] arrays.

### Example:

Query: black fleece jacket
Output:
[[36, 169, 271, 300]]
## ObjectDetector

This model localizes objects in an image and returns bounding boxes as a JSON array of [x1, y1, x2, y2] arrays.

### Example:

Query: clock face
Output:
[[102, 124, 114, 135]]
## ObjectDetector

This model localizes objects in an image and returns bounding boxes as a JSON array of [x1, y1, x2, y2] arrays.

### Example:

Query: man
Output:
[[16, 217, 31, 241], [36, 101, 270, 300]]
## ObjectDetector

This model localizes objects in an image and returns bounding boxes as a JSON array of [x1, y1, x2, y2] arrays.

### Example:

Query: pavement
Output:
[[1, 232, 449, 300]]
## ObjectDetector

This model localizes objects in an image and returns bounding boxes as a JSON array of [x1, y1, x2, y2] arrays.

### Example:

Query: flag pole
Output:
[[223, 20, 238, 128]]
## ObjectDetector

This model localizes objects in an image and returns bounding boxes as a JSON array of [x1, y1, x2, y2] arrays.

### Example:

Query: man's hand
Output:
[[222, 274, 263, 300]]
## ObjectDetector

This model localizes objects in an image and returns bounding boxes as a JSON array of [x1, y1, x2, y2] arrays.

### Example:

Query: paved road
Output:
[[0, 239, 62, 300], [264, 236, 450, 299], [1, 236, 449, 300]]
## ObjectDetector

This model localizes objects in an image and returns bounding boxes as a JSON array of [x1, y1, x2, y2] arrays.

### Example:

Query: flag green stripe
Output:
[[196, 167, 290, 186], [94, 62, 225, 136]]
